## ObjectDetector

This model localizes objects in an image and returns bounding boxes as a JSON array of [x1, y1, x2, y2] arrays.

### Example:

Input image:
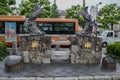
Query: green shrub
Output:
[[0, 42, 9, 61], [106, 42, 120, 61]]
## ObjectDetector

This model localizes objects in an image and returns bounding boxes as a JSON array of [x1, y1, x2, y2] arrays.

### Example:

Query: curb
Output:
[[0, 75, 120, 80]]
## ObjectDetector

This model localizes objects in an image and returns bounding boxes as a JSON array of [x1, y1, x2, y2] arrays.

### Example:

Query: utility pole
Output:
[[83, 0, 85, 8]]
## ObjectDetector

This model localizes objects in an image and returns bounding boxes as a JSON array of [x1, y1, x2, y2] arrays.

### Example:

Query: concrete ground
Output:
[[0, 61, 120, 77]]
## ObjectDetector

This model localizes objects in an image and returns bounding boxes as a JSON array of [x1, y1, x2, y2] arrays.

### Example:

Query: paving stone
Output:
[[94, 76, 111, 80], [1, 53, 120, 78], [0, 77, 14, 80], [36, 77, 53, 80], [79, 76, 94, 80], [111, 75, 120, 80], [14, 77, 35, 80], [54, 77, 78, 80]]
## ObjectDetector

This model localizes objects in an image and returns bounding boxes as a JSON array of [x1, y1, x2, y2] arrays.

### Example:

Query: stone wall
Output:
[[19, 35, 51, 64], [20, 35, 102, 64], [70, 36, 102, 64]]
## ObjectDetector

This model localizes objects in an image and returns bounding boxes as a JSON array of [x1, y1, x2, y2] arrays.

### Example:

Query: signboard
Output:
[[5, 22, 16, 42], [90, 6, 97, 20]]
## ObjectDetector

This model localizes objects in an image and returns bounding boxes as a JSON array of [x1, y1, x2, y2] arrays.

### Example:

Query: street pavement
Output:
[[0, 48, 120, 77]]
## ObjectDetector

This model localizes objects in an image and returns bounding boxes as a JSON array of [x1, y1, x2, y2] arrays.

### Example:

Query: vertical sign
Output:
[[5, 22, 16, 42], [90, 6, 97, 20]]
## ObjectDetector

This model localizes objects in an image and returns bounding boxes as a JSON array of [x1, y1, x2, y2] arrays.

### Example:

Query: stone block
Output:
[[45, 50, 51, 58], [29, 35, 40, 41], [71, 60, 75, 64], [39, 52, 45, 57], [54, 77, 78, 80], [30, 58, 42, 64], [95, 52, 102, 59], [44, 36, 51, 44], [51, 50, 70, 61], [36, 77, 53, 80], [76, 56, 80, 60], [4, 55, 23, 72], [79, 76, 94, 80], [84, 53, 91, 60], [102, 57, 116, 70], [79, 60, 88, 64], [70, 36, 78, 45], [23, 51, 30, 63], [94, 76, 111, 80], [71, 45, 79, 53], [71, 54, 75, 59], [46, 44, 51, 50], [75, 60, 79, 63], [111, 75, 120, 80], [14, 77, 35, 80], [42, 58, 51, 64]]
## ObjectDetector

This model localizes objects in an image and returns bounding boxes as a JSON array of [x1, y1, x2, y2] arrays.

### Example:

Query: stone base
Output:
[[51, 50, 70, 61], [70, 36, 102, 64], [42, 58, 51, 64], [4, 55, 23, 72], [20, 35, 51, 64], [102, 57, 116, 70]]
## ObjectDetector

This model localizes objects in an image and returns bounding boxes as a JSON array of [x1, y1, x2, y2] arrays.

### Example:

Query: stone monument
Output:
[[20, 5, 51, 64], [70, 6, 102, 64]]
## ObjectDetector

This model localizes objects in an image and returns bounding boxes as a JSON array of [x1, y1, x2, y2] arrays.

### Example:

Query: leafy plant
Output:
[[65, 5, 85, 27], [106, 42, 120, 61], [19, 0, 54, 18], [97, 4, 120, 30], [0, 42, 9, 61], [0, 0, 16, 15]]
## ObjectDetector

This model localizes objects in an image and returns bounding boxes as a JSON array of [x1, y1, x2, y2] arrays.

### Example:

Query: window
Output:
[[17, 22, 28, 34], [0, 22, 5, 34], [107, 32, 113, 37], [37, 22, 75, 34]]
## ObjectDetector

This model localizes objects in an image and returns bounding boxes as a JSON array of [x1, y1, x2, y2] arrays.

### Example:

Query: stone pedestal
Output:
[[4, 55, 23, 72], [102, 56, 116, 70], [20, 35, 51, 64], [70, 36, 102, 64]]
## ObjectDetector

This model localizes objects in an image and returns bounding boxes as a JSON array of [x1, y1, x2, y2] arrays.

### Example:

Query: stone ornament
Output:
[[23, 5, 45, 35], [4, 55, 23, 72], [77, 6, 97, 36]]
